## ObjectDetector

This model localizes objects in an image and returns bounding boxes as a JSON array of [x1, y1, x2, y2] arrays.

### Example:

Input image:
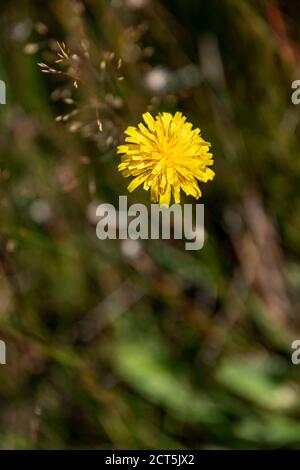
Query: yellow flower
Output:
[[117, 111, 215, 206]]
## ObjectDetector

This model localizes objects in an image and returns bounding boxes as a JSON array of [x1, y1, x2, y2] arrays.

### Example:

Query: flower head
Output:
[[117, 112, 215, 206]]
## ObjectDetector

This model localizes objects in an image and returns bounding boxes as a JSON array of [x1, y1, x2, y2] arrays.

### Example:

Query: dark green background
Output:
[[0, 0, 300, 449]]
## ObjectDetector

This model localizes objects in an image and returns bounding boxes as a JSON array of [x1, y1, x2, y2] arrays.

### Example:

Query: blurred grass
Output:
[[0, 0, 300, 449]]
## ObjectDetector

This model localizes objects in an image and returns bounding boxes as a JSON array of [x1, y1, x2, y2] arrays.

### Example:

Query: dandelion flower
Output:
[[117, 112, 215, 206]]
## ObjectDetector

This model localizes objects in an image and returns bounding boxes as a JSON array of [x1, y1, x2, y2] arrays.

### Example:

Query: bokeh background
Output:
[[0, 0, 300, 449]]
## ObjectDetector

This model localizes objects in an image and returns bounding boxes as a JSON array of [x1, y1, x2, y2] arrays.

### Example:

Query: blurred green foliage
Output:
[[0, 0, 300, 449]]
